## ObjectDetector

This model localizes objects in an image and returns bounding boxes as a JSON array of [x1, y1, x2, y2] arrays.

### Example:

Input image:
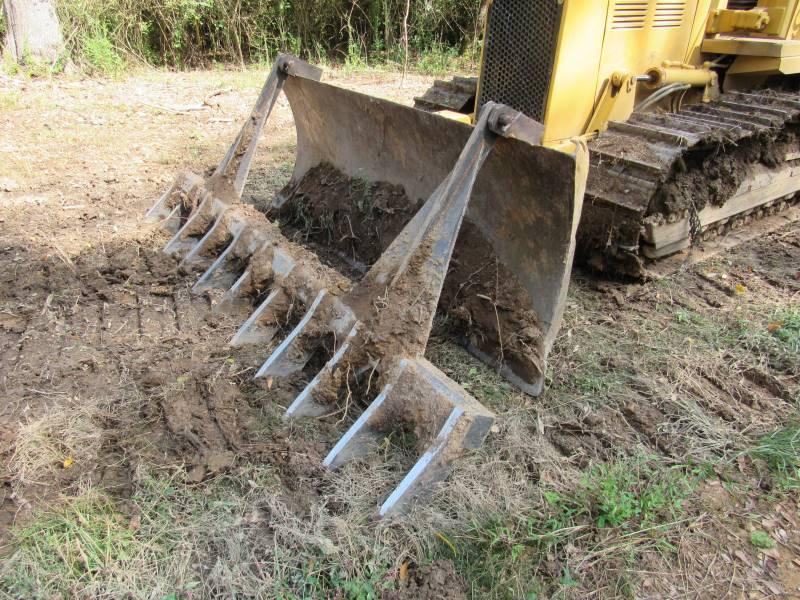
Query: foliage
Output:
[[444, 456, 700, 597], [0, 469, 398, 598], [745, 423, 800, 490], [50, 0, 485, 73], [732, 308, 800, 375], [584, 458, 694, 529], [749, 530, 776, 550]]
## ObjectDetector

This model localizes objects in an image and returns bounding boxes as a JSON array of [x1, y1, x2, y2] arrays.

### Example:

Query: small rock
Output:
[[0, 177, 19, 192], [188, 464, 206, 483]]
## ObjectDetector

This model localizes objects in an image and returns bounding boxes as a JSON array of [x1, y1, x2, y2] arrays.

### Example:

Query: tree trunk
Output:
[[3, 0, 65, 64]]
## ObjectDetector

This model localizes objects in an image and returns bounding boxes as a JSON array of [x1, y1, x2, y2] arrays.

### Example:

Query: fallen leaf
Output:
[[735, 283, 747, 295], [267, 377, 274, 390], [434, 531, 457, 556], [63, 456, 74, 469], [399, 560, 410, 583], [128, 515, 141, 532]]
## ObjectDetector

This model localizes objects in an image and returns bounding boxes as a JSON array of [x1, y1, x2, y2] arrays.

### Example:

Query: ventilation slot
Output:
[[654, 1, 686, 28], [612, 1, 648, 30], [726, 0, 758, 9]]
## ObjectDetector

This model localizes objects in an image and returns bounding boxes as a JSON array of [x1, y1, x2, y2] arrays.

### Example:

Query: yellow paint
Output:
[[727, 53, 800, 73], [702, 35, 800, 56], [435, 110, 473, 124], [473, 0, 800, 147], [584, 72, 638, 136], [706, 8, 770, 34]]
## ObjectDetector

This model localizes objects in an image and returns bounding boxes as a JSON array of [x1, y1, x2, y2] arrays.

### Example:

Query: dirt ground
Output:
[[1, 67, 799, 599]]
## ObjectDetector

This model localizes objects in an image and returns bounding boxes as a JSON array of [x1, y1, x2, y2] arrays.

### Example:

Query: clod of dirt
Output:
[[272, 162, 545, 384], [385, 560, 467, 600], [157, 370, 246, 477]]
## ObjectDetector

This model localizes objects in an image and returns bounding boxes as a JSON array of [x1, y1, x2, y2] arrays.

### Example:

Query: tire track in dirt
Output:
[[0, 237, 311, 539]]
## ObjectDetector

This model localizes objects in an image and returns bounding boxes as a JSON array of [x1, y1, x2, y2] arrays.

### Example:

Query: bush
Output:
[[53, 0, 485, 71]]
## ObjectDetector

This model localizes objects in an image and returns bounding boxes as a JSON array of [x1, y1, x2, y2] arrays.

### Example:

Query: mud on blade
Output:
[[147, 55, 587, 514]]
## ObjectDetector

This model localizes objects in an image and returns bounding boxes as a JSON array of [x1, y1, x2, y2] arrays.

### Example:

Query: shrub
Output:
[[54, 0, 485, 71]]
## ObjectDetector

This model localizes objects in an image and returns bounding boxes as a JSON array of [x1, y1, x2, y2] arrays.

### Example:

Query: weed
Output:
[[2, 493, 133, 597], [582, 459, 694, 530], [443, 456, 701, 597], [82, 30, 124, 75], [767, 308, 800, 353], [731, 308, 800, 375], [0, 89, 21, 110], [744, 423, 800, 490], [54, 0, 484, 71], [353, 177, 376, 219], [749, 530, 776, 550], [0, 466, 401, 598]]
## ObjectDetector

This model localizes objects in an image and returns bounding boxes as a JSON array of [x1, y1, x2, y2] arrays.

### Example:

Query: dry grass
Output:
[[8, 393, 136, 496]]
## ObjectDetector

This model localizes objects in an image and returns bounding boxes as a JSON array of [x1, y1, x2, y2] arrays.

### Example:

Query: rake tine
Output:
[[181, 208, 231, 267], [254, 289, 328, 380], [214, 268, 253, 312], [378, 407, 467, 518], [230, 288, 284, 347], [162, 204, 183, 233], [145, 180, 179, 222], [163, 196, 213, 255], [323, 381, 395, 468], [192, 226, 245, 293], [285, 323, 361, 418]]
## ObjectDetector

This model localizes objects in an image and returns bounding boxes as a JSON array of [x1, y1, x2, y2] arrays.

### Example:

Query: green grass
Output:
[[0, 467, 399, 599], [0, 89, 21, 110], [82, 30, 125, 76], [2, 492, 137, 597], [670, 304, 800, 376], [732, 308, 800, 374], [442, 456, 702, 598], [744, 423, 800, 491], [750, 530, 776, 550]]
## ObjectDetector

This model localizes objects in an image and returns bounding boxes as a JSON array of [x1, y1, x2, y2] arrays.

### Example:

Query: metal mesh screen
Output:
[[477, 0, 563, 123]]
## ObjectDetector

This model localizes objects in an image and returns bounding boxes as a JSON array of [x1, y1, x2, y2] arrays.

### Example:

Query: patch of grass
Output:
[[0, 89, 21, 110], [2, 491, 136, 597], [750, 530, 776, 550], [425, 340, 514, 408], [9, 396, 119, 495], [443, 456, 702, 598], [582, 458, 695, 529], [569, 367, 622, 396], [0, 467, 400, 598], [744, 423, 800, 490], [82, 30, 125, 75], [766, 308, 800, 353], [730, 307, 800, 375]]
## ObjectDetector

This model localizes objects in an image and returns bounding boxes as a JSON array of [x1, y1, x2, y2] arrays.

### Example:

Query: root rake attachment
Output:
[[147, 55, 587, 515]]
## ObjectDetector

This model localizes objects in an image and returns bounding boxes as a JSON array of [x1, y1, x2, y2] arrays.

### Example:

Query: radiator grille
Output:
[[654, 1, 686, 28], [612, 1, 648, 30], [477, 0, 563, 122]]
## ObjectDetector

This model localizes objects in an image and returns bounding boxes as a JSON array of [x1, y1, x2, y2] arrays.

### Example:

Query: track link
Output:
[[415, 78, 800, 276], [584, 89, 800, 275]]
